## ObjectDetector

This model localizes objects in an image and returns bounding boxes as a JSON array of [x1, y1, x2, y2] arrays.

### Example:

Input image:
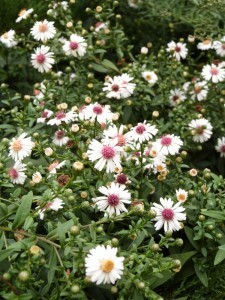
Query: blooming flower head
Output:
[[120, 73, 136, 98], [190, 81, 208, 101], [16, 8, 33, 23], [166, 41, 188, 61], [47, 110, 76, 126], [93, 182, 131, 217], [32, 171, 42, 184], [213, 37, 225, 57], [31, 45, 55, 73], [52, 130, 69, 146], [128, 121, 158, 143], [79, 103, 113, 125], [169, 88, 186, 106], [48, 160, 66, 176], [87, 140, 122, 173], [37, 109, 53, 123], [188, 118, 213, 143], [62, 34, 87, 57], [197, 39, 212, 51], [37, 198, 64, 220], [201, 63, 225, 83], [30, 19, 56, 42], [103, 124, 130, 147], [153, 134, 183, 156], [0, 30, 17, 48], [103, 74, 136, 99], [9, 132, 34, 161], [215, 137, 225, 157], [142, 70, 158, 85], [151, 197, 186, 232], [85, 245, 124, 285], [176, 189, 188, 202], [8, 161, 27, 185]]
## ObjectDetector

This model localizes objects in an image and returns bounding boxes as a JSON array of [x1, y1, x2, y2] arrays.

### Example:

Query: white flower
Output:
[[62, 34, 87, 57], [30, 19, 56, 42], [213, 37, 225, 57], [103, 74, 136, 99], [44, 147, 53, 156], [32, 171, 42, 184], [141, 47, 148, 54], [188, 118, 213, 143], [37, 198, 64, 220], [176, 189, 188, 202], [9, 132, 34, 161], [153, 134, 183, 156], [142, 71, 158, 85], [8, 161, 27, 185], [0, 30, 17, 48], [151, 198, 186, 232], [47, 110, 76, 126], [102, 124, 131, 147], [166, 41, 188, 61], [120, 73, 136, 98], [79, 103, 113, 124], [190, 81, 208, 101], [31, 45, 55, 73], [37, 109, 53, 123], [52, 130, 69, 146], [48, 160, 66, 176], [169, 88, 186, 106], [197, 39, 212, 51], [215, 137, 225, 157], [128, 121, 158, 143], [16, 8, 33, 23], [87, 140, 122, 173], [85, 245, 124, 285], [201, 63, 225, 83], [95, 22, 107, 32], [93, 182, 131, 217]]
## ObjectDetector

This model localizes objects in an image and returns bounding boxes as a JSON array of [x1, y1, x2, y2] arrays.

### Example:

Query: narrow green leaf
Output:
[[47, 247, 57, 284], [201, 210, 225, 220], [214, 249, 225, 265], [12, 191, 33, 229], [102, 59, 119, 72], [194, 263, 208, 287], [91, 63, 108, 73], [184, 226, 200, 250], [128, 230, 146, 250]]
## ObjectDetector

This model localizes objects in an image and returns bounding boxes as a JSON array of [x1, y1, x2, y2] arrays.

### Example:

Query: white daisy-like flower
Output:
[[9, 132, 34, 161], [30, 19, 56, 42], [176, 188, 188, 202], [201, 63, 225, 83], [197, 39, 212, 51], [48, 160, 66, 176], [120, 73, 136, 98], [16, 8, 33, 23], [37, 198, 64, 220], [8, 161, 27, 185], [93, 182, 131, 217], [169, 88, 186, 106], [142, 71, 158, 85], [166, 41, 188, 61], [128, 121, 158, 143], [47, 110, 76, 126], [87, 140, 122, 173], [190, 81, 208, 101], [52, 130, 69, 146], [85, 245, 124, 285], [62, 34, 87, 57], [103, 76, 124, 99], [37, 109, 53, 123], [151, 197, 186, 232], [144, 147, 167, 172], [188, 118, 213, 143], [79, 103, 113, 124], [31, 45, 55, 73], [32, 171, 42, 184], [0, 30, 17, 48], [215, 137, 225, 157], [153, 134, 183, 156], [213, 37, 225, 57], [102, 124, 131, 147]]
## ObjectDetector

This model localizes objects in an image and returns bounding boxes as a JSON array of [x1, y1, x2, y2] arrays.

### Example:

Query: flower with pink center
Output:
[[8, 161, 27, 185], [153, 134, 183, 156], [30, 19, 56, 42], [151, 197, 186, 232], [115, 173, 129, 185], [188, 118, 212, 143], [201, 63, 225, 83], [31, 45, 55, 73], [87, 140, 122, 173], [128, 121, 158, 143], [102, 125, 131, 148], [9, 132, 34, 161], [37, 109, 53, 123], [103, 74, 136, 99], [93, 182, 131, 217], [62, 34, 87, 57], [215, 137, 225, 157], [52, 130, 69, 146], [47, 110, 77, 126], [79, 103, 113, 124], [166, 41, 188, 61], [37, 198, 64, 220]]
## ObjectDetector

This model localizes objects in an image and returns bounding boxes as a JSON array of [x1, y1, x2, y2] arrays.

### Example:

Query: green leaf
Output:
[[194, 262, 208, 287], [184, 226, 200, 250], [47, 247, 57, 284], [201, 210, 225, 220], [101, 59, 119, 72], [214, 248, 225, 265], [12, 192, 33, 229], [128, 230, 146, 250], [91, 63, 108, 73]]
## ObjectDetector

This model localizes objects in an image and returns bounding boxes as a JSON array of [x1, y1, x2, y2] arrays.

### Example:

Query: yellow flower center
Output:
[[101, 259, 114, 273], [19, 9, 26, 17], [146, 74, 152, 81], [203, 39, 211, 45], [12, 140, 22, 151], [2, 32, 8, 39], [39, 24, 48, 32], [178, 194, 186, 201]]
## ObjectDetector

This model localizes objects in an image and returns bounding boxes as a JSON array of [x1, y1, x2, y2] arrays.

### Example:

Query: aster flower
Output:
[[190, 81, 208, 101], [37, 109, 53, 123], [169, 88, 186, 106], [93, 182, 131, 217], [8, 161, 27, 185], [215, 137, 225, 157], [37, 198, 64, 220], [79, 103, 113, 124], [52, 130, 69, 146], [188, 118, 213, 143], [128, 121, 158, 143], [151, 197, 186, 232], [32, 171, 42, 184], [85, 245, 124, 285], [62, 34, 87, 57], [120, 73, 136, 98], [30, 19, 56, 42], [31, 45, 55, 73], [48, 160, 66, 176], [142, 70, 158, 85], [153, 134, 183, 156], [103, 74, 136, 99], [201, 63, 225, 83], [176, 189, 188, 202], [87, 140, 122, 173], [0, 30, 17, 48], [144, 147, 167, 172], [16, 8, 33, 23], [47, 110, 76, 126], [197, 39, 212, 51], [103, 124, 130, 147], [213, 37, 225, 57], [9, 132, 34, 161], [166, 41, 188, 61]]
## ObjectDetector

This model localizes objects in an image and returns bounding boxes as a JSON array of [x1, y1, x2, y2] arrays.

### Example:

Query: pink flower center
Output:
[[112, 84, 119, 92], [175, 46, 181, 52], [41, 111, 49, 118], [56, 111, 66, 120], [222, 44, 225, 50], [9, 168, 18, 179], [93, 105, 103, 115], [117, 134, 125, 146], [36, 54, 46, 64], [210, 68, 219, 76], [220, 145, 225, 152], [161, 136, 172, 146], [39, 24, 48, 33], [107, 194, 119, 206], [44, 202, 53, 209], [56, 130, 65, 139], [135, 124, 146, 134], [101, 146, 115, 159], [162, 208, 174, 220], [116, 173, 127, 185], [70, 41, 78, 50]]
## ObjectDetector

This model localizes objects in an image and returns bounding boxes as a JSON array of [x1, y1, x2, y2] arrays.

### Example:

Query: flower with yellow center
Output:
[[9, 132, 34, 161], [16, 8, 33, 23], [176, 188, 188, 202]]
